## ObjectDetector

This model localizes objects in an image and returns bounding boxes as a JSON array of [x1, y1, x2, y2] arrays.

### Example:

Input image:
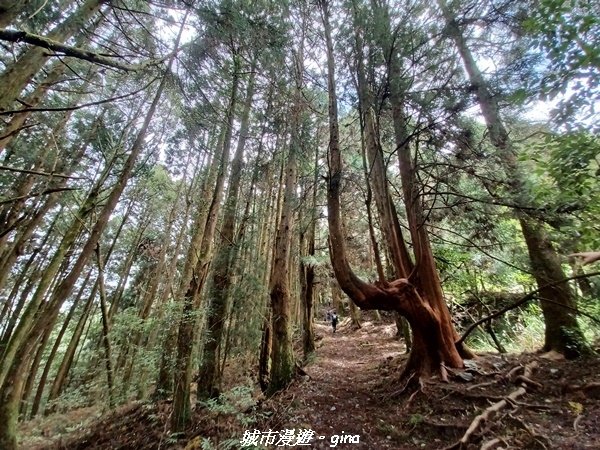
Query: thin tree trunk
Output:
[[29, 269, 91, 418], [95, 246, 114, 407], [44, 281, 98, 414], [258, 309, 272, 393], [0, 0, 104, 115], [19, 324, 51, 418], [154, 147, 213, 399], [197, 60, 256, 400], [171, 50, 239, 431]]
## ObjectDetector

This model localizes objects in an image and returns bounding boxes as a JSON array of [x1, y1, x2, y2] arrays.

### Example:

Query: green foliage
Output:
[[524, 130, 600, 248], [523, 0, 600, 130]]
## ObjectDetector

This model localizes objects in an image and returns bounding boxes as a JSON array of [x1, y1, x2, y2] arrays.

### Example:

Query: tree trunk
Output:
[[29, 270, 91, 418], [321, 0, 463, 382], [258, 309, 272, 393], [19, 324, 52, 418], [0, 0, 31, 28], [438, 0, 588, 357], [0, 21, 103, 152], [95, 246, 114, 407], [267, 40, 305, 392], [44, 281, 97, 414], [171, 50, 239, 431], [154, 148, 214, 399], [0, 123, 93, 293], [197, 60, 256, 400], [0, 0, 104, 114]]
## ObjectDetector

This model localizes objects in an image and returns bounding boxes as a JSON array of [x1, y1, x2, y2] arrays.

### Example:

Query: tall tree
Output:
[[438, 0, 589, 357], [321, 0, 465, 382]]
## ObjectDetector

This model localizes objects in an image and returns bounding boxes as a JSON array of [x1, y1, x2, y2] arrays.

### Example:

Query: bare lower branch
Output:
[[0, 77, 158, 116], [0, 165, 82, 179], [457, 271, 600, 345], [0, 187, 76, 205], [0, 28, 139, 71]]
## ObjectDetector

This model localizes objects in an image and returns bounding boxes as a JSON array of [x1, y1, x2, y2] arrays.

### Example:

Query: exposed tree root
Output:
[[480, 437, 504, 450], [445, 361, 539, 449], [564, 381, 600, 398]]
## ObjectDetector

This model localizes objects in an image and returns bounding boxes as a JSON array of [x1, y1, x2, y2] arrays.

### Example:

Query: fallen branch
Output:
[[480, 437, 503, 450], [447, 361, 539, 449], [573, 414, 583, 431], [569, 251, 600, 265]]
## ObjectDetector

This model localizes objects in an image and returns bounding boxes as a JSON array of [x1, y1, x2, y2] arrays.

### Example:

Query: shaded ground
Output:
[[23, 320, 600, 449]]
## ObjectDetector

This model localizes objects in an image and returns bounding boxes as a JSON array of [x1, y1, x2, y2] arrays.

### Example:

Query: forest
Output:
[[0, 0, 599, 449]]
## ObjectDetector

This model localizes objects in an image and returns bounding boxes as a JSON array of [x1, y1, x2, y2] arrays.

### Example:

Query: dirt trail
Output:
[[269, 320, 410, 449], [266, 321, 600, 450], [21, 319, 600, 449]]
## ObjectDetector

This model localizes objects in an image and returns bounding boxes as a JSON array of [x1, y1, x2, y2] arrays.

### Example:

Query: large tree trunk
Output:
[[267, 133, 298, 394], [438, 0, 588, 357], [320, 0, 463, 382]]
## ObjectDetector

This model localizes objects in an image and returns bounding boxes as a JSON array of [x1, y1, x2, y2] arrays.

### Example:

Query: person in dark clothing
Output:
[[331, 312, 338, 333]]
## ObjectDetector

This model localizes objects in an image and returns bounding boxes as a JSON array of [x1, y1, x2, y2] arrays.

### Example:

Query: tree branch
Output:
[[0, 28, 140, 71], [457, 271, 600, 345], [0, 165, 83, 179], [0, 77, 158, 116], [0, 187, 77, 205]]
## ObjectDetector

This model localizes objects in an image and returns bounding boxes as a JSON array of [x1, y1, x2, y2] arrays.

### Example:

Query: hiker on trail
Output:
[[331, 312, 338, 333], [326, 310, 332, 323]]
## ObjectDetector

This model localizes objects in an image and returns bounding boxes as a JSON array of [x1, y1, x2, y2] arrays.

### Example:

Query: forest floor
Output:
[[22, 320, 600, 449]]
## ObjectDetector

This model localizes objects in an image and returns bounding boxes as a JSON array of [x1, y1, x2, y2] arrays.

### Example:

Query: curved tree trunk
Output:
[[321, 0, 463, 382]]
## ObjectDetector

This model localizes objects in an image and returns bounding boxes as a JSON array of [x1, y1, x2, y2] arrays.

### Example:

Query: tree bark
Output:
[[29, 270, 91, 418], [197, 60, 256, 400], [45, 281, 98, 414], [0, 0, 105, 114], [171, 51, 239, 431], [321, 0, 463, 382], [267, 57, 304, 393], [0, 0, 31, 28]]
